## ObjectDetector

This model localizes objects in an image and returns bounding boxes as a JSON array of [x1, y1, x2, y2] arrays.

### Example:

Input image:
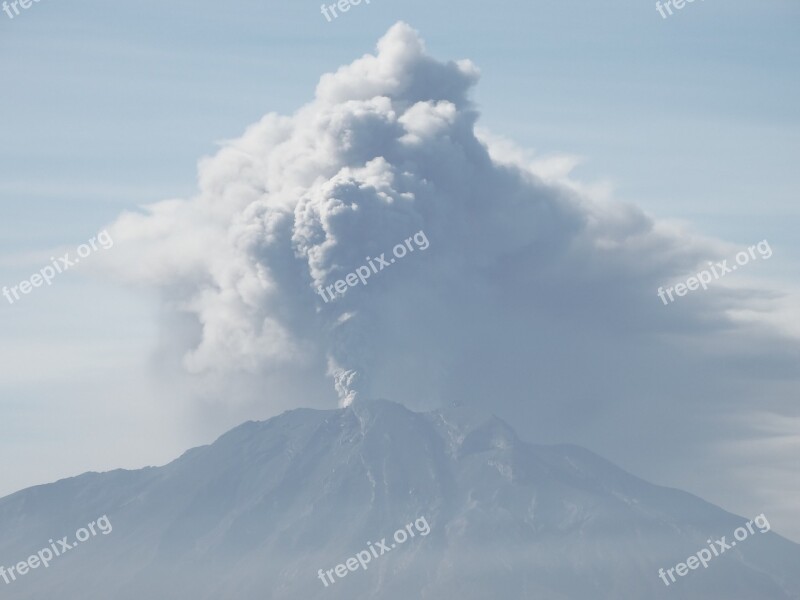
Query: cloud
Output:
[[101, 22, 800, 538]]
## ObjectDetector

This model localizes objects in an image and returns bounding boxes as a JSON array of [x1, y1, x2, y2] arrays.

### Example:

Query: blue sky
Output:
[[2, 0, 797, 256], [1, 0, 798, 536]]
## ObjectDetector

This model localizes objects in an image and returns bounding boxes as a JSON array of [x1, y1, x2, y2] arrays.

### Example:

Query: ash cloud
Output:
[[102, 22, 800, 538]]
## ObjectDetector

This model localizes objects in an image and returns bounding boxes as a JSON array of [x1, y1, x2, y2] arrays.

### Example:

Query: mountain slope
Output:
[[0, 399, 798, 599]]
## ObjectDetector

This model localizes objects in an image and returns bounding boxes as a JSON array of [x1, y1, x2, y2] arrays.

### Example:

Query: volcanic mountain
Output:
[[1, 400, 798, 599]]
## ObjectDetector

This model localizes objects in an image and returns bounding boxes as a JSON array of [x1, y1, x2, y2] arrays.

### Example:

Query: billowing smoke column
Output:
[[100, 20, 800, 544], [104, 22, 765, 411]]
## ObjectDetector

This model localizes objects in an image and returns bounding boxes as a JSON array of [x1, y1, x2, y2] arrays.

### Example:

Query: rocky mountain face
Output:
[[1, 399, 798, 599]]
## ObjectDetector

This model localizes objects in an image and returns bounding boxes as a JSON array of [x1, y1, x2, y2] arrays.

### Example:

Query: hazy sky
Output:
[[1, 0, 798, 540]]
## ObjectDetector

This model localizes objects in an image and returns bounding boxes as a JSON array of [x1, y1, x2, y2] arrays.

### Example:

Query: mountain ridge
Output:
[[1, 399, 798, 599]]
